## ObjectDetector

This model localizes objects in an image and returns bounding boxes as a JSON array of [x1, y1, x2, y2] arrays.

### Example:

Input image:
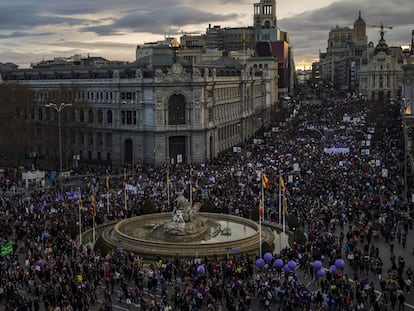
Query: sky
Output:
[[0, 0, 413, 69]]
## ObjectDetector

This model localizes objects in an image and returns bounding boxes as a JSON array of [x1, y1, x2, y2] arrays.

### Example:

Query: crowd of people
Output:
[[0, 86, 413, 310]]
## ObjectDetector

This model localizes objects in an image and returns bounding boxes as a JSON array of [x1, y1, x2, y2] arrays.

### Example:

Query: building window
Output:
[[88, 132, 93, 145], [97, 109, 103, 123], [121, 110, 137, 125], [107, 110, 112, 124], [105, 133, 112, 147], [121, 111, 126, 124], [97, 132, 103, 146], [79, 110, 85, 122], [168, 94, 186, 125], [126, 111, 132, 124], [88, 109, 94, 123], [37, 107, 43, 120], [79, 132, 84, 145]]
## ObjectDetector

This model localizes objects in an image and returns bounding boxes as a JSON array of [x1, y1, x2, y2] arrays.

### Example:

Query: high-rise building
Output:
[[320, 12, 367, 91]]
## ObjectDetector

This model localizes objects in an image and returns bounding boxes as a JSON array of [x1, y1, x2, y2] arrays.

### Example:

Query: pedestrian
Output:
[[389, 240, 394, 254], [405, 277, 411, 294], [398, 290, 405, 311], [402, 231, 407, 249]]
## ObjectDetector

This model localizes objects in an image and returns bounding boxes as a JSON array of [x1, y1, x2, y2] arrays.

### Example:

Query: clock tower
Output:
[[254, 0, 278, 42]]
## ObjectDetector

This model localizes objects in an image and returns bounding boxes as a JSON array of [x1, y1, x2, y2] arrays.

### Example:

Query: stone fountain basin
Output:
[[101, 212, 274, 259]]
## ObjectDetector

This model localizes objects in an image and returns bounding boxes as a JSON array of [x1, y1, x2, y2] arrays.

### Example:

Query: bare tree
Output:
[[0, 82, 37, 167]]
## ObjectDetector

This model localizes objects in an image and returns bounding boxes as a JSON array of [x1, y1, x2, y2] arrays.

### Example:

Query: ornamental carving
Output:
[[193, 68, 201, 77], [194, 90, 201, 100], [156, 91, 163, 101], [156, 110, 163, 124], [164, 67, 190, 82], [194, 108, 201, 123]]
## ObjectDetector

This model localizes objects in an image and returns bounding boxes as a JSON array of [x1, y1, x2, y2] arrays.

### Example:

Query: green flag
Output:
[[1, 240, 13, 257]]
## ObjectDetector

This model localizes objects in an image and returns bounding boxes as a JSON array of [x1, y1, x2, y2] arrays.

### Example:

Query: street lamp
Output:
[[45, 102, 72, 193]]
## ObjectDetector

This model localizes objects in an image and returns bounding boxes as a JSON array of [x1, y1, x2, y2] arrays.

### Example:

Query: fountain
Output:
[[99, 194, 274, 259], [164, 194, 208, 236]]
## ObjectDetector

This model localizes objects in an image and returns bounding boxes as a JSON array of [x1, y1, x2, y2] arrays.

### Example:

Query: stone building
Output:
[[320, 12, 368, 91], [359, 28, 404, 101], [402, 31, 414, 114], [0, 49, 277, 168]]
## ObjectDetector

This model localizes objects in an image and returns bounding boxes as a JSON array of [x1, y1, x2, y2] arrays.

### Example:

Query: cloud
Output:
[[81, 6, 239, 36], [0, 4, 87, 30], [278, 0, 414, 64], [0, 31, 53, 40], [0, 0, 413, 68], [51, 40, 137, 50]]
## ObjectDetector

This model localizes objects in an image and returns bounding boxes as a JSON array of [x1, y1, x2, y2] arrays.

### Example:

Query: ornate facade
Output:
[[402, 31, 414, 113], [319, 12, 367, 91], [359, 30, 403, 101], [0, 52, 277, 168]]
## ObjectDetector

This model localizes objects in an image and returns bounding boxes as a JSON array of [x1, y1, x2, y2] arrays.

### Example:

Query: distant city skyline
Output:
[[0, 0, 413, 69]]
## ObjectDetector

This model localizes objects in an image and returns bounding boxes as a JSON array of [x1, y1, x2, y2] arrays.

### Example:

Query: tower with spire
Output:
[[353, 11, 368, 48], [359, 24, 403, 101]]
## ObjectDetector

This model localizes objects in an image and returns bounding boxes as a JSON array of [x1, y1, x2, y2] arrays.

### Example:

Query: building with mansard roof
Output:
[[359, 28, 403, 101], [0, 48, 278, 168]]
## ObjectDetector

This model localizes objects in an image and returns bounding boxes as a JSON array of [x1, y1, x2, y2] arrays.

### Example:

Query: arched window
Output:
[[107, 110, 113, 124], [168, 94, 186, 125], [79, 110, 85, 122], [97, 109, 103, 123], [37, 107, 43, 120], [88, 109, 94, 123]]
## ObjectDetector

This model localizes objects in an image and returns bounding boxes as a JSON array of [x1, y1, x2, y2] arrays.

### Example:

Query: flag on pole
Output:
[[283, 195, 289, 215], [1, 240, 13, 257], [280, 175, 287, 191], [189, 167, 193, 182], [79, 194, 83, 210], [105, 175, 110, 192], [91, 194, 96, 216], [261, 172, 269, 189], [259, 198, 263, 220]]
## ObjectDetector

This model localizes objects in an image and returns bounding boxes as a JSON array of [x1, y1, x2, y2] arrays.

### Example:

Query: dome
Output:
[[373, 33, 390, 55]]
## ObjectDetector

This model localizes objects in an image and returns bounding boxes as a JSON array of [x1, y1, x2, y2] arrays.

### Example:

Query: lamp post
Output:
[[45, 102, 72, 193]]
